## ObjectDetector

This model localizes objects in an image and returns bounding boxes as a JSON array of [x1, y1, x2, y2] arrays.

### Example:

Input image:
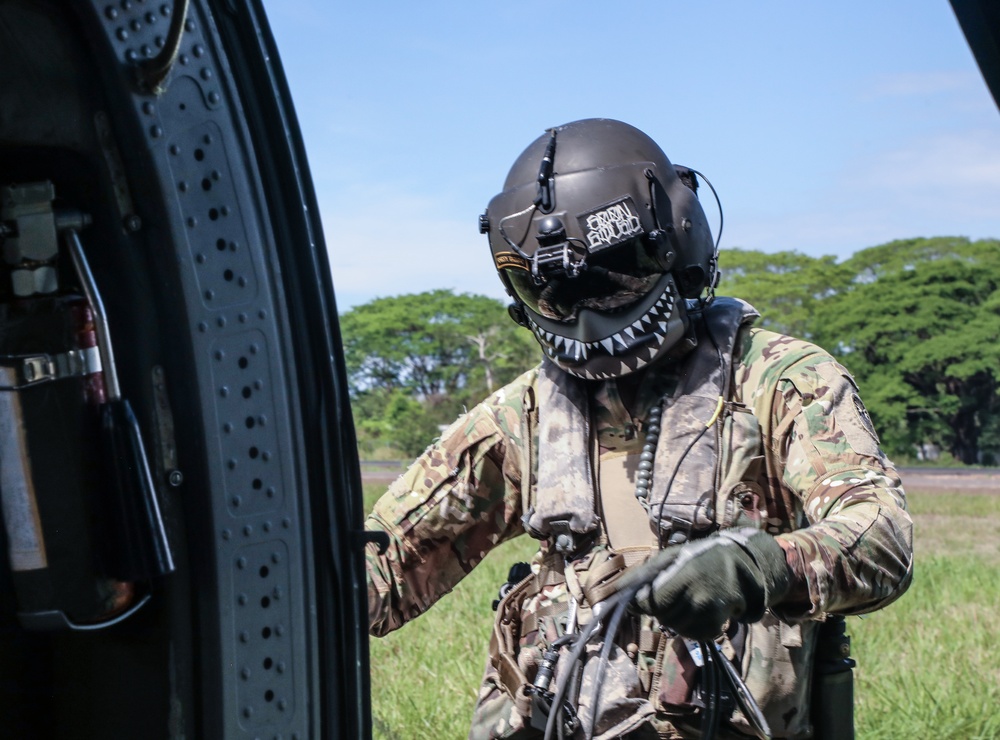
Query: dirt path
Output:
[[899, 468, 1000, 493]]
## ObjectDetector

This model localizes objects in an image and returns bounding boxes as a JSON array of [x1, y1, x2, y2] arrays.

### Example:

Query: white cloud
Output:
[[864, 70, 976, 99], [867, 129, 1000, 191], [726, 127, 1000, 258]]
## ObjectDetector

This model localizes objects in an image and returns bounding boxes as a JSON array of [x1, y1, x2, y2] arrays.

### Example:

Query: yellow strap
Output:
[[706, 395, 724, 427]]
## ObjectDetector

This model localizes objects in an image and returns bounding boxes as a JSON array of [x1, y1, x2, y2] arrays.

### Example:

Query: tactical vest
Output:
[[524, 297, 762, 549], [479, 299, 782, 740]]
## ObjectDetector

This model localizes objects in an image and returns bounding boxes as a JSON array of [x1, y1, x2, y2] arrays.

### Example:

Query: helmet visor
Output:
[[504, 237, 662, 321]]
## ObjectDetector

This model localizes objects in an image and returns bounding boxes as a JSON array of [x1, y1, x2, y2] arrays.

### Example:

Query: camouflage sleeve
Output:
[[364, 370, 536, 637], [742, 330, 914, 619]]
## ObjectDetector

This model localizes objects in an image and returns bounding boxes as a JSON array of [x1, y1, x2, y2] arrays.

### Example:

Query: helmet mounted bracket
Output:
[[533, 129, 558, 214]]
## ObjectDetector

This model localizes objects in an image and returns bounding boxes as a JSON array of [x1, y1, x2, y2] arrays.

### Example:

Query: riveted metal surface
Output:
[[0, 0, 365, 736], [84, 1, 318, 737]]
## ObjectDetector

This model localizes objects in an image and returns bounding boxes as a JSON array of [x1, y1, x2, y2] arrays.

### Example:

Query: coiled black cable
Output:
[[543, 604, 605, 740], [581, 584, 641, 737], [701, 639, 723, 740]]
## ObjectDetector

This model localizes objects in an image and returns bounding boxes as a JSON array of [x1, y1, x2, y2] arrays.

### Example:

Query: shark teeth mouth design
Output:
[[527, 280, 677, 372]]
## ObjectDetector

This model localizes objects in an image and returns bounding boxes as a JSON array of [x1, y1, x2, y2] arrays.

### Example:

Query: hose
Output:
[[137, 0, 190, 95]]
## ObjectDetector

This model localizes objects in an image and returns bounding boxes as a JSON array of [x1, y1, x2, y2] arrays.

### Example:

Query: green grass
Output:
[[364, 482, 536, 736], [365, 485, 1000, 739], [905, 491, 1000, 517], [852, 554, 1000, 739]]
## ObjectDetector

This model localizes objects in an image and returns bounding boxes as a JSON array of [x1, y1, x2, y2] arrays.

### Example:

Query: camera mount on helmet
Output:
[[531, 216, 587, 283]]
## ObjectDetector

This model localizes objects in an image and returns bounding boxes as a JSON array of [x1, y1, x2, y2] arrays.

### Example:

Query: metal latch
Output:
[[0, 346, 103, 390]]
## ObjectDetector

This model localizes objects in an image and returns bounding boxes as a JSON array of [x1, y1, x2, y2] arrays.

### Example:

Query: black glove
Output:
[[627, 529, 791, 640]]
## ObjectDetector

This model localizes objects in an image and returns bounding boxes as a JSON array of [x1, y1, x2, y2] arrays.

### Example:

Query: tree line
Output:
[[341, 237, 1000, 465], [340, 289, 538, 457]]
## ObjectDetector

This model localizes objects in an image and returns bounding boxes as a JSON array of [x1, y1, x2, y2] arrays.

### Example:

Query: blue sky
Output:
[[263, 1, 1000, 311]]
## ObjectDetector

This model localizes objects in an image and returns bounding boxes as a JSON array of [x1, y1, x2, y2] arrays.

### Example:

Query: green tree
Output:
[[821, 239, 1000, 463], [341, 290, 540, 454], [340, 289, 537, 401], [717, 248, 852, 339], [845, 236, 993, 283], [719, 238, 1000, 463], [381, 390, 442, 458]]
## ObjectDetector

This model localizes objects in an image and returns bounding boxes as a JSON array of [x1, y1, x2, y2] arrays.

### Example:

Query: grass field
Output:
[[365, 483, 1000, 739]]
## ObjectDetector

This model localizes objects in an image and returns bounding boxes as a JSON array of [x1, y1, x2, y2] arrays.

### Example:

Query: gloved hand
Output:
[[625, 529, 791, 640]]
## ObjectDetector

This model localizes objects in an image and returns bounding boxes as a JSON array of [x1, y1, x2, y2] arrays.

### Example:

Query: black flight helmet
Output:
[[480, 118, 717, 379]]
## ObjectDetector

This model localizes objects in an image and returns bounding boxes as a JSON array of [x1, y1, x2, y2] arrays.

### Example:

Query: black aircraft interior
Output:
[[0, 1, 370, 738], [0, 1, 995, 739]]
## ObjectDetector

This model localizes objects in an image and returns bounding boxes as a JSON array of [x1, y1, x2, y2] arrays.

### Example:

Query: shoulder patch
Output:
[[850, 392, 882, 449], [814, 361, 882, 458]]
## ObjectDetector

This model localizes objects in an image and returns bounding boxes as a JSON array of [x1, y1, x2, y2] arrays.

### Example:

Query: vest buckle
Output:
[[549, 519, 577, 555]]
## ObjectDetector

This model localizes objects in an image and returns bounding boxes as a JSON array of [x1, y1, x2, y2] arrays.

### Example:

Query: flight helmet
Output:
[[480, 118, 718, 379]]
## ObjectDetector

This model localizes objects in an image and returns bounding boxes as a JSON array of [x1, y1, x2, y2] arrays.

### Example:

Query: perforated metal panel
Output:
[[232, 540, 296, 727], [85, 2, 323, 737]]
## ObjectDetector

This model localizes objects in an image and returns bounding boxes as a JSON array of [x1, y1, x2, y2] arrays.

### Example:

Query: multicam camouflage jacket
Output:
[[365, 302, 913, 739]]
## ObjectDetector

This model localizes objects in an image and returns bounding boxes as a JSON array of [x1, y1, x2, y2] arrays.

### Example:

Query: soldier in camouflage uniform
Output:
[[365, 119, 913, 739]]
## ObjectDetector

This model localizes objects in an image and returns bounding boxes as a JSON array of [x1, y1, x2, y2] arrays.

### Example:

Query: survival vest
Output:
[[478, 298, 780, 740]]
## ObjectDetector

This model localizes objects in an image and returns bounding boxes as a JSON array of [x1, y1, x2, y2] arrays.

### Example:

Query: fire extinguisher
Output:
[[0, 182, 173, 630]]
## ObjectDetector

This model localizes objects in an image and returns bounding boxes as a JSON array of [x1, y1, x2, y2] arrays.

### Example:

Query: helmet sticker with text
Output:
[[578, 197, 642, 250], [494, 251, 530, 272]]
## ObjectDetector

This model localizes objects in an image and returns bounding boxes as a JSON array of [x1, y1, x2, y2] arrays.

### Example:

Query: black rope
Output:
[[541, 583, 639, 740], [684, 167, 724, 251]]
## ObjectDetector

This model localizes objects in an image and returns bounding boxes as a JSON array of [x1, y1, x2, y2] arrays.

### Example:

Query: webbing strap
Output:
[[519, 384, 536, 528], [491, 578, 533, 716], [581, 553, 628, 605], [638, 628, 662, 654], [489, 624, 532, 716], [563, 560, 586, 605], [647, 628, 671, 712], [521, 601, 586, 638], [586, 551, 626, 585]]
